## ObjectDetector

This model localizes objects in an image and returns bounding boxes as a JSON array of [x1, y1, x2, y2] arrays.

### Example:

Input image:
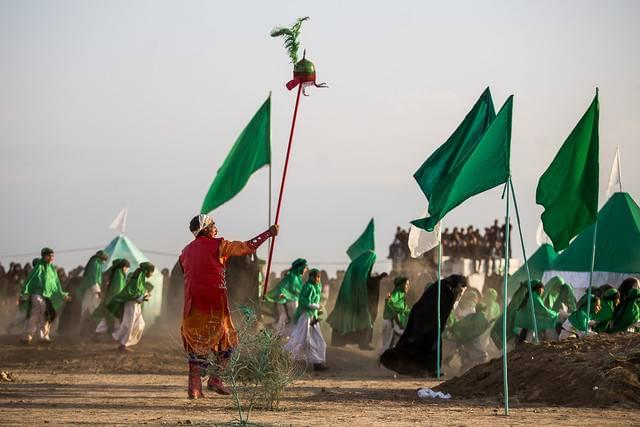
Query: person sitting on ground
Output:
[[559, 294, 601, 339], [107, 262, 155, 352], [285, 269, 328, 371], [480, 288, 501, 323], [19, 248, 71, 344], [609, 287, 640, 333], [592, 288, 620, 333], [446, 302, 490, 366], [618, 277, 640, 304], [543, 276, 577, 316], [513, 280, 560, 343], [381, 276, 411, 351]]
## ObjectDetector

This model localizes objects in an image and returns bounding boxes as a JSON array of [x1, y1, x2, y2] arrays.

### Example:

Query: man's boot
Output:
[[188, 361, 204, 399], [207, 376, 231, 395]]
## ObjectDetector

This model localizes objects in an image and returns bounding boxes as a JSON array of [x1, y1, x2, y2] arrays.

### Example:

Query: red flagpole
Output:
[[262, 83, 304, 297]]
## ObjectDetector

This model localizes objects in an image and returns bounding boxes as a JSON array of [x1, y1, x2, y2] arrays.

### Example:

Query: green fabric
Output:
[[593, 293, 617, 333], [294, 279, 322, 323], [536, 91, 599, 252], [508, 244, 558, 297], [92, 263, 129, 328], [200, 95, 271, 213], [76, 255, 106, 299], [543, 276, 577, 313], [514, 292, 559, 331], [412, 88, 495, 231], [347, 218, 375, 261], [106, 267, 148, 320], [568, 295, 599, 332], [550, 193, 640, 274], [491, 283, 528, 348], [20, 259, 68, 313], [327, 250, 376, 334], [610, 288, 640, 332], [412, 96, 512, 232], [265, 264, 305, 304], [383, 288, 410, 328], [481, 289, 501, 322], [447, 311, 490, 344]]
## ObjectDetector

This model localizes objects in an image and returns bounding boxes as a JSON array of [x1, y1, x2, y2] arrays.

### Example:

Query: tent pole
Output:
[[585, 220, 598, 334], [436, 235, 442, 380], [509, 178, 539, 344], [502, 179, 511, 416]]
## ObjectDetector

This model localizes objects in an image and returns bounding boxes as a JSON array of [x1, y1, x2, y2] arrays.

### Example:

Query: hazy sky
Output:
[[1, 1, 639, 274]]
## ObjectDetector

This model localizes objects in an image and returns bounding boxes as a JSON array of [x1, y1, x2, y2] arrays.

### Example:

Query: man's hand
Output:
[[64, 295, 72, 302], [269, 224, 280, 237]]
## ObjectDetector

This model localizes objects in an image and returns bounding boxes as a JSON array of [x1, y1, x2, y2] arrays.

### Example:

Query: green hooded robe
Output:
[[293, 274, 322, 323], [567, 294, 600, 332], [593, 288, 619, 333], [265, 258, 307, 304], [92, 259, 129, 327], [481, 288, 501, 322], [106, 262, 154, 320], [20, 258, 68, 315], [447, 304, 490, 344], [383, 279, 410, 328], [75, 251, 107, 300], [327, 250, 376, 335], [543, 276, 577, 313], [609, 288, 640, 333], [514, 292, 559, 331]]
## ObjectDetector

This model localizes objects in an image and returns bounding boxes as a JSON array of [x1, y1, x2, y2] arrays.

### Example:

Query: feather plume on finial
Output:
[[270, 17, 310, 64]]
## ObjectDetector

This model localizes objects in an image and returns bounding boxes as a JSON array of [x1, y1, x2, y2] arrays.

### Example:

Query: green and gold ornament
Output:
[[271, 17, 327, 95]]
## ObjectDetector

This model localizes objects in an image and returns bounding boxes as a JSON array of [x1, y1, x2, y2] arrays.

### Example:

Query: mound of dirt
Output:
[[436, 333, 640, 408]]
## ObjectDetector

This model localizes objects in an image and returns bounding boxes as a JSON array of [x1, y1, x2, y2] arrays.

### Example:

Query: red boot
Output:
[[207, 376, 231, 395], [188, 362, 205, 399]]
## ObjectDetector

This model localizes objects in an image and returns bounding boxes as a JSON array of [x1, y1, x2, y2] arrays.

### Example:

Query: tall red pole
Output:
[[262, 84, 304, 297]]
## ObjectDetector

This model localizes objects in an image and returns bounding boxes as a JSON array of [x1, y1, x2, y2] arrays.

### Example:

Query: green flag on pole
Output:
[[536, 90, 599, 252], [347, 218, 375, 261], [201, 95, 271, 214], [412, 95, 513, 231]]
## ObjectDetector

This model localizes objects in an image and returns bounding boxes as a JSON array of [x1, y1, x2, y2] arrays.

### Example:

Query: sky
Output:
[[1, 0, 639, 275]]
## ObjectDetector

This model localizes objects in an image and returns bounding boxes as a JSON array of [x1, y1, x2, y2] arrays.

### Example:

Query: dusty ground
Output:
[[0, 334, 638, 426]]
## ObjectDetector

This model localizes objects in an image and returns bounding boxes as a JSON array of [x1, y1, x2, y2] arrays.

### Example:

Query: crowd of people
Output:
[[388, 220, 513, 274]]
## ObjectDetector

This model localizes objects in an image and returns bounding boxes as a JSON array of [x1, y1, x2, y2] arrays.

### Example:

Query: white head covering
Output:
[[192, 214, 214, 237]]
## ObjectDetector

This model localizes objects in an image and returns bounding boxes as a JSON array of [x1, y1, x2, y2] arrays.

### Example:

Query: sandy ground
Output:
[[0, 334, 638, 426]]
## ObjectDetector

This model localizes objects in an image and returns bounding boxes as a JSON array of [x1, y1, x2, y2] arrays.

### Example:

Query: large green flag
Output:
[[413, 88, 496, 207], [536, 91, 599, 252], [412, 96, 513, 231], [347, 218, 375, 261], [201, 95, 271, 214]]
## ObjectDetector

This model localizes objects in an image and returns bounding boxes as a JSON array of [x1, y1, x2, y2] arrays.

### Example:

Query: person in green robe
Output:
[[609, 287, 640, 333], [285, 269, 328, 371], [513, 280, 560, 343], [445, 302, 491, 365], [265, 258, 307, 336], [19, 248, 70, 344], [559, 294, 601, 339], [381, 276, 411, 351], [327, 250, 377, 348], [480, 288, 501, 322], [93, 258, 131, 335], [592, 288, 620, 333], [543, 276, 577, 315], [75, 250, 109, 329], [107, 262, 154, 352]]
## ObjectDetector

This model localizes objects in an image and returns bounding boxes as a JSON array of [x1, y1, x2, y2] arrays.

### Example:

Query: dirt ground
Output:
[[0, 333, 638, 426]]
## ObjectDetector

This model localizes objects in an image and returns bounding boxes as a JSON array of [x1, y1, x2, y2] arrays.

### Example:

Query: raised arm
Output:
[[219, 225, 279, 258]]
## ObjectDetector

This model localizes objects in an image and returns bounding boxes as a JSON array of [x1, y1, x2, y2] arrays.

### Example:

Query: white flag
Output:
[[109, 208, 128, 234], [606, 146, 623, 198], [408, 209, 441, 258], [536, 221, 551, 246]]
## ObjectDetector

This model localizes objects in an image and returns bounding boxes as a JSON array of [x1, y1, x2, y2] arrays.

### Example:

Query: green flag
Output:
[[201, 95, 271, 214], [413, 88, 496, 206], [412, 96, 513, 231], [536, 91, 599, 252], [347, 218, 375, 261]]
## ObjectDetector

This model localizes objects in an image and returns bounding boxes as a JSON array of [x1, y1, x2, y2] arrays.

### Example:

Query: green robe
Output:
[[491, 284, 528, 348], [106, 269, 148, 320], [75, 255, 105, 299], [514, 292, 559, 331], [327, 250, 376, 335], [481, 289, 501, 322], [294, 280, 322, 323], [447, 311, 490, 344], [20, 259, 68, 314], [92, 266, 128, 327], [265, 265, 305, 304], [568, 295, 599, 332], [610, 288, 640, 333], [383, 288, 410, 328], [543, 276, 577, 312]]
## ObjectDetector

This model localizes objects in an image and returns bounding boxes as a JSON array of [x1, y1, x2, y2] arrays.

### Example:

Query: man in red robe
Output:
[[180, 214, 278, 399]]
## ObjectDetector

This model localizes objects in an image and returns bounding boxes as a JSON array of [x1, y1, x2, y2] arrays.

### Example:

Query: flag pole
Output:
[[502, 179, 511, 416], [263, 84, 304, 297], [509, 178, 539, 344], [585, 220, 598, 334], [436, 233, 442, 380]]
